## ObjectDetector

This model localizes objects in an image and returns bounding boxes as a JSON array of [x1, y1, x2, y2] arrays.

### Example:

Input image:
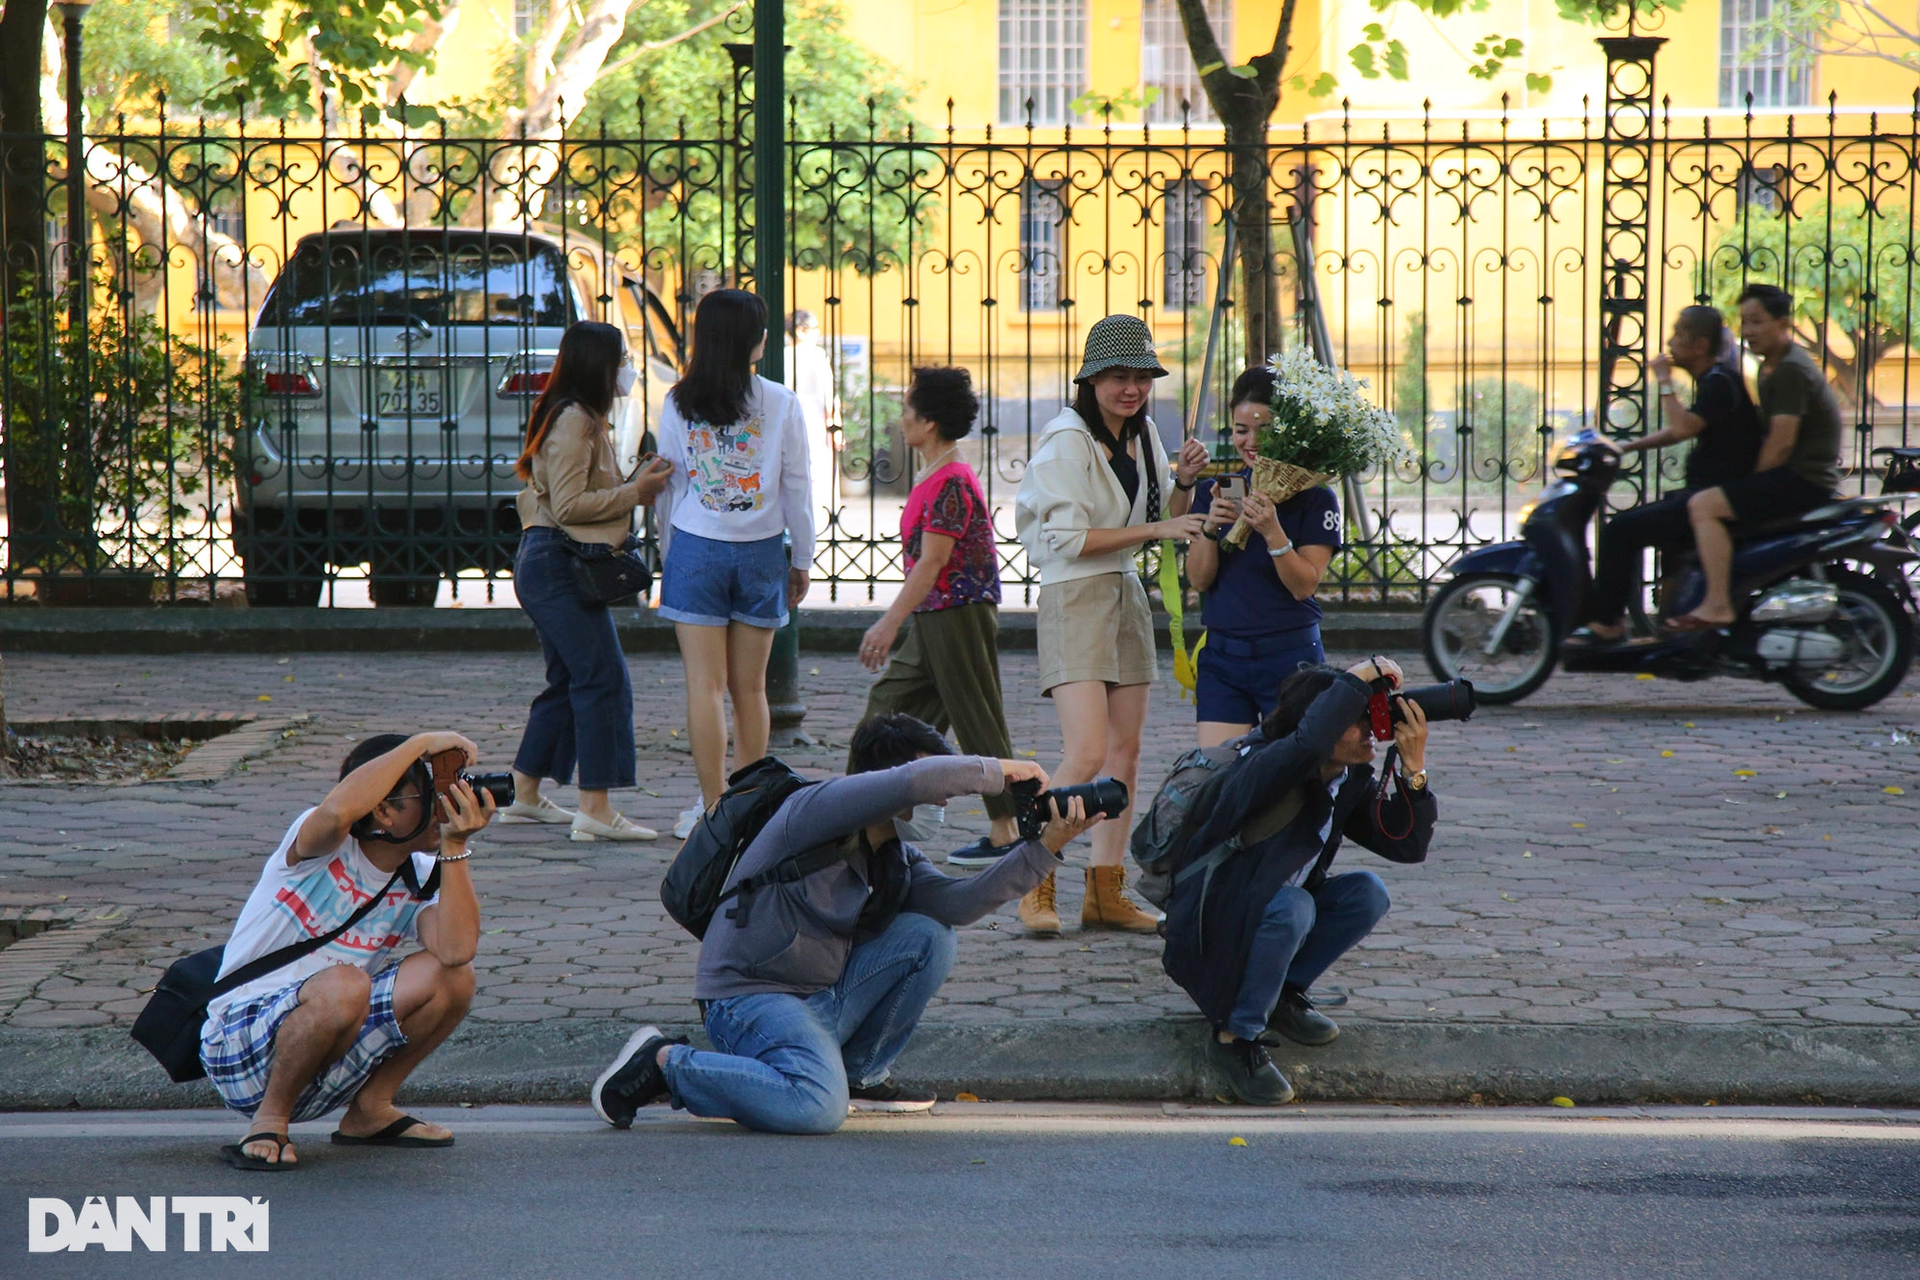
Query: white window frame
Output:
[[1163, 178, 1209, 309], [1020, 179, 1067, 312], [999, 1, 1089, 126], [1141, 0, 1230, 127], [1719, 0, 1812, 109]]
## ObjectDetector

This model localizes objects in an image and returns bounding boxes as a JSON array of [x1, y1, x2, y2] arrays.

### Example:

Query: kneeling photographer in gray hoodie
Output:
[[592, 714, 1100, 1134]]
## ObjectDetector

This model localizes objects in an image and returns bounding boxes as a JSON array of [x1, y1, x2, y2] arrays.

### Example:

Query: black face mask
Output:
[[349, 759, 435, 846]]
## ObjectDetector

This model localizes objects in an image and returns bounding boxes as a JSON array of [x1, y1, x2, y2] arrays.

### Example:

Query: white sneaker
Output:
[[570, 813, 659, 842], [499, 795, 576, 824], [673, 803, 706, 840]]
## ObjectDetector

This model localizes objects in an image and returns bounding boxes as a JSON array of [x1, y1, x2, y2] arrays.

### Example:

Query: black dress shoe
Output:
[[1267, 986, 1339, 1047]]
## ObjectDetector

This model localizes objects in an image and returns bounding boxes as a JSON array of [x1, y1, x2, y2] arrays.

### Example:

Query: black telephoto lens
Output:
[[1392, 680, 1477, 725], [1051, 778, 1131, 820]]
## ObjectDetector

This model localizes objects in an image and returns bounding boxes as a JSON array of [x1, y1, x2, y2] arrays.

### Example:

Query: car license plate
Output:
[[374, 369, 443, 418]]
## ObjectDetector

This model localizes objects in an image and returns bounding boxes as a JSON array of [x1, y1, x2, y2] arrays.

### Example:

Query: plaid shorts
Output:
[[200, 962, 408, 1123]]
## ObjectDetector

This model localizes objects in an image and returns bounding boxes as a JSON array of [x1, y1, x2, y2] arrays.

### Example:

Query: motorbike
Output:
[[1422, 429, 1918, 708]]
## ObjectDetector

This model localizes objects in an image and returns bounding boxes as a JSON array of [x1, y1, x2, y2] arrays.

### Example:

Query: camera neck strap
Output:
[[1370, 744, 1416, 842]]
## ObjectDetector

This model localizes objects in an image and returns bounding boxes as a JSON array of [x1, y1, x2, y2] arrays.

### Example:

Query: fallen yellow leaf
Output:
[[1018, 750, 1037, 758], [1228, 1136, 1248, 1147], [256, 695, 272, 702], [954, 1091, 979, 1103], [1684, 722, 1695, 729], [1550, 1096, 1576, 1108], [1635, 673, 1656, 680], [1660, 750, 1675, 758], [1571, 822, 1586, 829], [1734, 769, 1756, 777], [1886, 786, 1906, 796]]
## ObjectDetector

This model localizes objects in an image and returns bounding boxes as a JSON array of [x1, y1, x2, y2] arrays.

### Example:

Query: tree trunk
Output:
[[1224, 119, 1279, 370]]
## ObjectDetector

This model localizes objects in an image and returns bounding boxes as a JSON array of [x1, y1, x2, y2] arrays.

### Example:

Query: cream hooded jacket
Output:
[[1015, 406, 1172, 587]]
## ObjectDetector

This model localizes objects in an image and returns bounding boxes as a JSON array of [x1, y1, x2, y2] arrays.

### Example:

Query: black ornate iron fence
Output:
[[1, 87, 1916, 607]]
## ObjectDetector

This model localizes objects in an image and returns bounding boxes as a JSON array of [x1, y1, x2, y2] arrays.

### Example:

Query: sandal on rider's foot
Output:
[[219, 1132, 297, 1172], [1662, 613, 1726, 633], [329, 1114, 454, 1148], [1562, 626, 1625, 649]]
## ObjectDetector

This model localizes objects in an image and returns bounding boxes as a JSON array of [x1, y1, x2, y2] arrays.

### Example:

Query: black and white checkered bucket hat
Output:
[[1072, 315, 1169, 382]]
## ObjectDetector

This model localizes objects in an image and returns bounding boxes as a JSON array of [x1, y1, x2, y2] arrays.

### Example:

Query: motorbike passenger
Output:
[[1668, 284, 1842, 631], [1569, 306, 1761, 646]]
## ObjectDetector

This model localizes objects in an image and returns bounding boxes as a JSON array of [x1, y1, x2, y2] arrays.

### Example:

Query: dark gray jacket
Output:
[[694, 756, 1059, 1000]]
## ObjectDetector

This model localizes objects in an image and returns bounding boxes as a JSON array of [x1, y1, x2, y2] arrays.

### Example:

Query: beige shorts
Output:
[[1037, 572, 1159, 695]]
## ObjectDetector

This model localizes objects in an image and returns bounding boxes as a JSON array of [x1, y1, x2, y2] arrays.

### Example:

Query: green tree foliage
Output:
[[1709, 199, 1918, 407], [1394, 310, 1431, 438], [79, 0, 227, 124], [467, 0, 926, 277], [185, 0, 445, 125]]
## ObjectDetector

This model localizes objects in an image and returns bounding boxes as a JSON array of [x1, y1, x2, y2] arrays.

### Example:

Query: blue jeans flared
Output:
[[511, 527, 636, 790]]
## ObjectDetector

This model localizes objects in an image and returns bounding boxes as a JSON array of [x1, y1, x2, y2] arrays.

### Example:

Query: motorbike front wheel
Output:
[[1781, 568, 1914, 710], [1423, 573, 1558, 704]]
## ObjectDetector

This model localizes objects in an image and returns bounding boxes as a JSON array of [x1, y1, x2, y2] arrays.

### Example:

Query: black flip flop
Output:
[[330, 1114, 454, 1148], [219, 1131, 297, 1172]]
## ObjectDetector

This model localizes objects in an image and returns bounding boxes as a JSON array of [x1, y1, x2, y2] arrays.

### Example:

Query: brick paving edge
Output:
[[7, 1019, 1917, 1111]]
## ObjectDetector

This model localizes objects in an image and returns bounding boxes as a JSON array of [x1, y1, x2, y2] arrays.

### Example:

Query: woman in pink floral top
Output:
[[853, 368, 1022, 863]]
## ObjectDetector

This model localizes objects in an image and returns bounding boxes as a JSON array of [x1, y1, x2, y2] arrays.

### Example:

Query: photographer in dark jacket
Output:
[[1164, 657, 1435, 1106]]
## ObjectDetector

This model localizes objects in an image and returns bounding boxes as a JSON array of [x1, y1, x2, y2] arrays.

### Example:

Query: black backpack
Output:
[[660, 756, 848, 939]]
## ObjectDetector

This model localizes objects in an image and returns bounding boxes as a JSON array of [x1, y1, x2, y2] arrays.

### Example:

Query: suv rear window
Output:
[[257, 236, 575, 328]]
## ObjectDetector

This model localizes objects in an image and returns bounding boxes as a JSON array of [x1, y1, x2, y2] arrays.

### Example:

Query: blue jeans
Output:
[[662, 912, 957, 1135], [1226, 870, 1390, 1041], [511, 527, 636, 790]]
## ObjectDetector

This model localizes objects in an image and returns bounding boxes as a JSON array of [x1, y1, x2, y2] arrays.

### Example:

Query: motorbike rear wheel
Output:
[[1422, 573, 1557, 704], [1781, 569, 1913, 710]]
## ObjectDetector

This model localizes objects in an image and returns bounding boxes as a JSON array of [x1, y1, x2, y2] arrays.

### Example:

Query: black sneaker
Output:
[[1206, 1035, 1295, 1106], [847, 1079, 938, 1113], [592, 1025, 686, 1129], [1267, 986, 1340, 1047], [947, 836, 1020, 869]]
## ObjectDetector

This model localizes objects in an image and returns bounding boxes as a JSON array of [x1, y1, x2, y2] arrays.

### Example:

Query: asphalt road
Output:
[[5, 1104, 1918, 1279]]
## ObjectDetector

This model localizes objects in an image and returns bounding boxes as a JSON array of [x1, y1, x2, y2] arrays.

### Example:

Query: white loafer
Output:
[[499, 795, 576, 825], [570, 813, 659, 842], [672, 804, 706, 840]]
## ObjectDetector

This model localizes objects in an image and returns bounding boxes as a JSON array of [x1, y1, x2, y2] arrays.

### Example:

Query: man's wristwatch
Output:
[[1400, 767, 1428, 791], [1657, 381, 1677, 398]]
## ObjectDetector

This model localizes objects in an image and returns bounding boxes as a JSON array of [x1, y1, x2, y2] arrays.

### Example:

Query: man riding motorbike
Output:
[[1568, 305, 1761, 647]]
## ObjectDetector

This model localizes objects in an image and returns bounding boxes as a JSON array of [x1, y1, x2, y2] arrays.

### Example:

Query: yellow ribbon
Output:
[[1158, 539, 1205, 699]]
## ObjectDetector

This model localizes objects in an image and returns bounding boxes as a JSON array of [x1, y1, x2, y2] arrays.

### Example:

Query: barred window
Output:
[[999, 0, 1089, 126], [1719, 0, 1811, 108], [514, 0, 538, 38], [1021, 180, 1066, 312], [1141, 0, 1229, 126], [1163, 179, 1209, 309]]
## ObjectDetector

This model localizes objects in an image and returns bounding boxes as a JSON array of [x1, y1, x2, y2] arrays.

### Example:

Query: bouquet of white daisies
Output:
[[1223, 348, 1411, 548]]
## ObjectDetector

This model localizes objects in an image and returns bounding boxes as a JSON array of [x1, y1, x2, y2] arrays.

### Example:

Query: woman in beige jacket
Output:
[[506, 321, 672, 842], [1013, 316, 1209, 935]]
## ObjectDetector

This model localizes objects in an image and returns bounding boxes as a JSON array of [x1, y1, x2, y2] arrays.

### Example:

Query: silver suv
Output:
[[238, 226, 681, 605]]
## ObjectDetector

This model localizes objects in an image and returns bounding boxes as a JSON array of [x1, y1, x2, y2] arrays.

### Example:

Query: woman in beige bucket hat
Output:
[[1013, 315, 1210, 935]]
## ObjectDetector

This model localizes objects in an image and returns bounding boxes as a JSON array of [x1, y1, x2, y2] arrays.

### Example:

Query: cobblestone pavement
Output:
[[3, 645, 1919, 1035]]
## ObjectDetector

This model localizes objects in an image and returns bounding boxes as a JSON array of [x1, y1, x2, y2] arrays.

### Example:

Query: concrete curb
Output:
[[10, 1020, 1918, 1111], [0, 606, 1422, 655]]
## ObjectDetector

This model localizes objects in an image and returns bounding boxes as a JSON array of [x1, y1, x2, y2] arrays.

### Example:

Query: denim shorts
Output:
[[659, 529, 790, 629], [1194, 626, 1325, 725]]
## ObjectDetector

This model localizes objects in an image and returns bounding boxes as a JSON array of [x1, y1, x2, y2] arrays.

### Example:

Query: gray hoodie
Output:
[[694, 756, 1059, 1000]]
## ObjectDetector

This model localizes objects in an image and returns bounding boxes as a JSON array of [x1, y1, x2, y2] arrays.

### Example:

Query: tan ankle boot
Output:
[[1082, 865, 1162, 933], [1019, 872, 1061, 936]]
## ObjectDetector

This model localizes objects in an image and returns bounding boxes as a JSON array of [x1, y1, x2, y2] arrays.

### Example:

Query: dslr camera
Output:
[[1008, 777, 1131, 842], [1366, 677, 1476, 741], [429, 748, 515, 808]]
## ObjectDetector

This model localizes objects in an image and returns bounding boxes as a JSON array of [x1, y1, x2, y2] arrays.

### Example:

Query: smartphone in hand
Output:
[[1217, 475, 1248, 503]]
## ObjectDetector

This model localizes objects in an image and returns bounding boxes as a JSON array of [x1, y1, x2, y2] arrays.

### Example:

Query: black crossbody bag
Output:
[[564, 533, 653, 608], [131, 864, 426, 1083]]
